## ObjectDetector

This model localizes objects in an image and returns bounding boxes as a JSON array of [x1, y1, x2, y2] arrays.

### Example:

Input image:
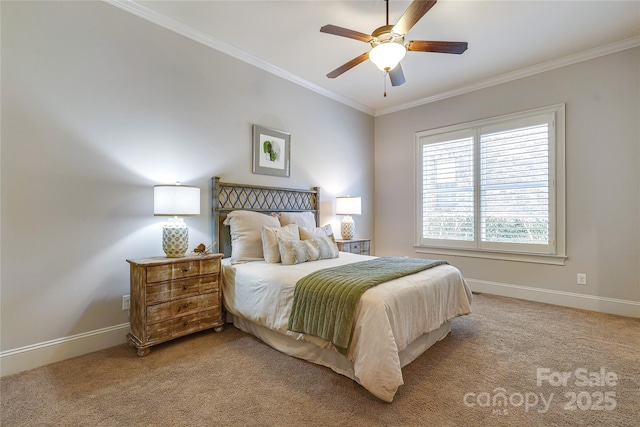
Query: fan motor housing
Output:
[[371, 25, 405, 47]]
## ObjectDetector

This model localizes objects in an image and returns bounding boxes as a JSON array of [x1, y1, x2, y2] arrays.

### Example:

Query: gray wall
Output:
[[1, 1, 374, 352], [2, 0, 638, 371], [375, 47, 640, 304]]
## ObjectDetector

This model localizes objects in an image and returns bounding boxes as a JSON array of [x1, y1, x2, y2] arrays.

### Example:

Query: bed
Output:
[[212, 177, 472, 402]]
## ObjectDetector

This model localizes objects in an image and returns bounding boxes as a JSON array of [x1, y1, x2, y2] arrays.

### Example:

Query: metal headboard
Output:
[[211, 177, 320, 258]]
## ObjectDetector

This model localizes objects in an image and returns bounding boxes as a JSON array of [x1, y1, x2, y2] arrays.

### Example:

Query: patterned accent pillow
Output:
[[278, 234, 339, 265], [261, 224, 300, 263]]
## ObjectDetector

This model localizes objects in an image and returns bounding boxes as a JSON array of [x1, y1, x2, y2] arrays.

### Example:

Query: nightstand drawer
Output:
[[146, 259, 220, 284], [335, 239, 371, 255], [146, 308, 222, 343], [146, 293, 218, 323], [146, 275, 219, 304]]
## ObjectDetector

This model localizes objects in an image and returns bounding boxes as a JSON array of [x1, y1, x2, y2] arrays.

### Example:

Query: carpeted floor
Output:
[[1, 293, 638, 426]]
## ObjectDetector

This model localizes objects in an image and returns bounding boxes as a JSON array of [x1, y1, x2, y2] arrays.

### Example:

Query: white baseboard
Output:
[[0, 323, 130, 377], [2, 281, 638, 377], [467, 279, 640, 318]]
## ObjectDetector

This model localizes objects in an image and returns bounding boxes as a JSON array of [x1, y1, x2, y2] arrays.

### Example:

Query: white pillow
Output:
[[277, 212, 316, 229], [278, 234, 339, 265], [261, 224, 300, 263], [223, 210, 280, 263], [299, 224, 333, 240]]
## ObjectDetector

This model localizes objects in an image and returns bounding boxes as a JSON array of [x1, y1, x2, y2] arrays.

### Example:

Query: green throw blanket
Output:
[[287, 257, 449, 354]]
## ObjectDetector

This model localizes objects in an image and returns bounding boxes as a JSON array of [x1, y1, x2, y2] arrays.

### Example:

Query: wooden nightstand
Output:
[[126, 253, 224, 356], [335, 238, 370, 255]]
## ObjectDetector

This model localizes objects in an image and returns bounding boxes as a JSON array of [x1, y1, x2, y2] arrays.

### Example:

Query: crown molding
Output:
[[105, 1, 637, 118], [375, 36, 640, 116], [105, 0, 375, 116]]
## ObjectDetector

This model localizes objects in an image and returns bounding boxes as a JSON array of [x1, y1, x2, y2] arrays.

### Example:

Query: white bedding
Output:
[[221, 252, 472, 402]]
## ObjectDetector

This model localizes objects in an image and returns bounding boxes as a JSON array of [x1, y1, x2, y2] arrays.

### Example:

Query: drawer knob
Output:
[[183, 321, 188, 326], [183, 285, 188, 290], [183, 267, 190, 272], [183, 303, 189, 308]]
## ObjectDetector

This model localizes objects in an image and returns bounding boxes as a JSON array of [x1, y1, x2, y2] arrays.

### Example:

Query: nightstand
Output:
[[126, 253, 224, 356], [335, 238, 370, 255]]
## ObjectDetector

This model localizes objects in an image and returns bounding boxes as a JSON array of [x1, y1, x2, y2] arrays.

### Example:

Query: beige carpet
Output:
[[2, 293, 638, 426]]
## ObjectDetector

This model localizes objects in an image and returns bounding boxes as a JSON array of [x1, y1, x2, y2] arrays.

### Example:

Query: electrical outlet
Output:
[[577, 273, 587, 285], [122, 295, 131, 310]]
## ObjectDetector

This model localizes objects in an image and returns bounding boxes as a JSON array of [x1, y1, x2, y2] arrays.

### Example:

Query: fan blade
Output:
[[407, 40, 468, 54], [320, 25, 373, 43], [326, 52, 370, 79], [389, 64, 406, 87], [392, 0, 437, 35]]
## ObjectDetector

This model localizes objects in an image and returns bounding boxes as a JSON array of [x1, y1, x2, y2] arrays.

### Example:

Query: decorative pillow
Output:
[[261, 224, 300, 263], [277, 212, 316, 229], [223, 210, 280, 263], [299, 224, 334, 240], [278, 234, 339, 265]]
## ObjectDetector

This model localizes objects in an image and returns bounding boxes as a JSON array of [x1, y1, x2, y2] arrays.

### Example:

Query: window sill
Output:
[[414, 246, 567, 265]]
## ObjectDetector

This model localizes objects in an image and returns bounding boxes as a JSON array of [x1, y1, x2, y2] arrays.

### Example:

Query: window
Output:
[[415, 105, 566, 264]]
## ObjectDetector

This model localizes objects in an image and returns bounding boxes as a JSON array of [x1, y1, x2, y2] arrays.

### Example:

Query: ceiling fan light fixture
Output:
[[369, 42, 406, 71]]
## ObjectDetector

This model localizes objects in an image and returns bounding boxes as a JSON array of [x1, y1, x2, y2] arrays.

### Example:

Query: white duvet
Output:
[[222, 252, 472, 402]]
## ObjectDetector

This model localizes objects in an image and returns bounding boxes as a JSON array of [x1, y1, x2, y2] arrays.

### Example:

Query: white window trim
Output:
[[414, 104, 566, 265]]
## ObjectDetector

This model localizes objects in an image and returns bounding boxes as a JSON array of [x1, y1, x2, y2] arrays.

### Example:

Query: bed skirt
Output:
[[229, 313, 452, 400]]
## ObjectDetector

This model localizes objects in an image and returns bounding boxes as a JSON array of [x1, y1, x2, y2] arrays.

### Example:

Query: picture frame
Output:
[[252, 124, 291, 177]]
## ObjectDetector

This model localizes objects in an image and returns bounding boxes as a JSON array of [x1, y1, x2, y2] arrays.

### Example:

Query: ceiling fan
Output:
[[320, 0, 468, 93]]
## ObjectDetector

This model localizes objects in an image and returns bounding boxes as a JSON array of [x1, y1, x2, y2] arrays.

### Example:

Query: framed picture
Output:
[[252, 124, 291, 177]]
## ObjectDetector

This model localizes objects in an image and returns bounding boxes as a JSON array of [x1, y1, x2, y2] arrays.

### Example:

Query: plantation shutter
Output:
[[416, 105, 563, 260], [479, 116, 553, 251], [420, 133, 475, 244]]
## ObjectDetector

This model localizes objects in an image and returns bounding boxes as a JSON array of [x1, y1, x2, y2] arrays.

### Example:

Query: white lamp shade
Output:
[[369, 42, 406, 71], [336, 196, 362, 216], [154, 185, 200, 216]]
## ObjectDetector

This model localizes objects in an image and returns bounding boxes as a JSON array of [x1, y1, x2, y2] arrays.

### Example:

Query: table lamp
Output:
[[335, 196, 361, 240], [154, 183, 200, 257]]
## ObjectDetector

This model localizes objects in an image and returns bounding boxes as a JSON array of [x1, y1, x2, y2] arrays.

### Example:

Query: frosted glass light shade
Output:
[[369, 42, 406, 71], [154, 185, 200, 216]]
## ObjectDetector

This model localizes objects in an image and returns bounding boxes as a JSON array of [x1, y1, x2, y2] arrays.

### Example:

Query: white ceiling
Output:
[[111, 1, 640, 116]]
